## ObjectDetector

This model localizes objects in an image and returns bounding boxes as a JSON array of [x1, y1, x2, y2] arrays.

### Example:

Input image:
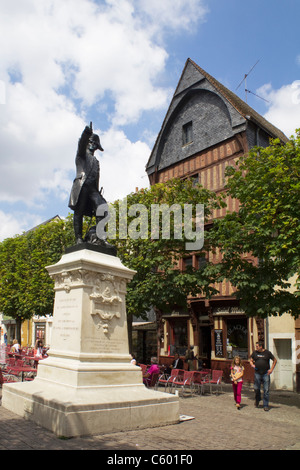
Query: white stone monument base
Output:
[[2, 372, 179, 437], [2, 246, 179, 436]]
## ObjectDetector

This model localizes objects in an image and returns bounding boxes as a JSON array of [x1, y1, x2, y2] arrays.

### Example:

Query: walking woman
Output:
[[230, 356, 244, 409]]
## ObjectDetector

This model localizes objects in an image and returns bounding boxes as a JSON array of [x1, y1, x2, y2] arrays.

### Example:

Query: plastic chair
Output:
[[156, 368, 184, 392], [171, 371, 195, 395], [201, 369, 211, 378], [0, 369, 19, 386], [16, 359, 25, 367], [146, 372, 160, 388], [24, 356, 33, 366], [138, 364, 147, 374], [192, 371, 206, 395], [204, 370, 223, 394]]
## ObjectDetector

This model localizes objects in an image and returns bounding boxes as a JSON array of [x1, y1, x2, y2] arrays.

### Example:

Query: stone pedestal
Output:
[[2, 247, 179, 437]]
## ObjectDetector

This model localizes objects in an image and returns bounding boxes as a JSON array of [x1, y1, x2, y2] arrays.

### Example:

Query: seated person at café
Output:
[[11, 339, 21, 353], [171, 353, 183, 370], [143, 357, 160, 386], [165, 353, 184, 375], [34, 340, 44, 358]]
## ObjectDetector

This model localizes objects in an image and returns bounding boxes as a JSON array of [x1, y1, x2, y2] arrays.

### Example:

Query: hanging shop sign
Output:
[[213, 307, 245, 316], [214, 329, 223, 357]]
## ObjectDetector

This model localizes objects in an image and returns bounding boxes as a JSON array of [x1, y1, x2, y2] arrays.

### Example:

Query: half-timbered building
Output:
[[146, 58, 289, 382]]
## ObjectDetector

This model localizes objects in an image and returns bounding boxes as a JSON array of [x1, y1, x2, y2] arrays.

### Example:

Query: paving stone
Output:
[[0, 384, 299, 451]]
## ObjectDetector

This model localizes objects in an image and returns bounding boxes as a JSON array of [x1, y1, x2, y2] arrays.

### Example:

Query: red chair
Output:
[[0, 369, 19, 386], [7, 357, 15, 367], [147, 372, 160, 388], [201, 369, 211, 378], [138, 364, 147, 375], [16, 359, 25, 367], [203, 370, 223, 394], [24, 356, 33, 366], [192, 371, 206, 395], [156, 368, 184, 392], [171, 371, 195, 395], [24, 369, 37, 381]]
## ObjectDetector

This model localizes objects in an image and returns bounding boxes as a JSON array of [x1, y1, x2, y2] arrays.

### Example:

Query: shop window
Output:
[[226, 318, 248, 359]]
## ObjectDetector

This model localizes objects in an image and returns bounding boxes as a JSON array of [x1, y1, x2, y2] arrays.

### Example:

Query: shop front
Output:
[[1, 316, 16, 345], [32, 316, 53, 348], [157, 303, 264, 383], [158, 311, 198, 371], [210, 306, 263, 382], [132, 321, 157, 365]]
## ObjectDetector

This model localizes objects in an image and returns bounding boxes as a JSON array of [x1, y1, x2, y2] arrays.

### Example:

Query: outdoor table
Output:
[[8, 352, 22, 360], [7, 365, 37, 382]]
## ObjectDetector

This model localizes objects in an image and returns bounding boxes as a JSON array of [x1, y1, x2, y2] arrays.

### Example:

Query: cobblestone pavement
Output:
[[0, 384, 299, 451]]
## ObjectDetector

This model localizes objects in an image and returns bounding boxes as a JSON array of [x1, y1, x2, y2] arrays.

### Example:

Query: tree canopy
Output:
[[108, 177, 224, 319], [208, 130, 300, 318], [0, 217, 74, 341], [2, 127, 299, 347]]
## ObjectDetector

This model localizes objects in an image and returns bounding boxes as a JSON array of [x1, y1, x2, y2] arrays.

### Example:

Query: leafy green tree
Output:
[[107, 178, 224, 348], [0, 217, 74, 343], [0, 235, 27, 342], [208, 130, 300, 318]]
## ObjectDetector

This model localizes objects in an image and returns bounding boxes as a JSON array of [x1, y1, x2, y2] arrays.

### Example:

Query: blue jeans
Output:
[[254, 372, 270, 407]]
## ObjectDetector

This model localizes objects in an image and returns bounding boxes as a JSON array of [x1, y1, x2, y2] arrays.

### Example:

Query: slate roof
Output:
[[187, 59, 288, 143], [146, 59, 289, 173]]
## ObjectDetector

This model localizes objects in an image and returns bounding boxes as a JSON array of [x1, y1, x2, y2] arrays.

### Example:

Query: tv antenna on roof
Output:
[[236, 59, 269, 104]]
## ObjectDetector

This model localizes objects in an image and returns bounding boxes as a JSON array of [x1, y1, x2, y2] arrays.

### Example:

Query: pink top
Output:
[[231, 365, 244, 382], [147, 364, 160, 376]]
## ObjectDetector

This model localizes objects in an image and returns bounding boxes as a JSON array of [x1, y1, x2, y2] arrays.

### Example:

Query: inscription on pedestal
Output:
[[87, 336, 124, 354], [52, 296, 80, 345]]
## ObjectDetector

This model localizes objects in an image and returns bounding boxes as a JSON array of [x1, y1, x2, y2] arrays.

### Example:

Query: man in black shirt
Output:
[[250, 342, 277, 411]]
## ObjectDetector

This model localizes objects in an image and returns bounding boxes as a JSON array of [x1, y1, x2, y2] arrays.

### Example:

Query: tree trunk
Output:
[[15, 317, 22, 345]]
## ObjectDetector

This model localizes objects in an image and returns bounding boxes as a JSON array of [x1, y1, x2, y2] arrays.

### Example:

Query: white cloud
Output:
[[0, 210, 42, 241], [0, 0, 208, 239], [0, 81, 84, 203], [257, 81, 300, 138], [99, 127, 150, 202], [136, 0, 208, 33]]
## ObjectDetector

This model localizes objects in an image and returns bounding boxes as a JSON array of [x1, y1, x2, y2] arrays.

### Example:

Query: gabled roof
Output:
[[24, 215, 61, 235], [146, 58, 288, 173], [187, 59, 288, 144]]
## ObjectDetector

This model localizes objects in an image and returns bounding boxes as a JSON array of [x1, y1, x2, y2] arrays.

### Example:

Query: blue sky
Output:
[[0, 0, 299, 240]]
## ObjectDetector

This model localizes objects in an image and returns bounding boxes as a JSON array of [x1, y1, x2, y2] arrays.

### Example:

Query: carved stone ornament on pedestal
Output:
[[51, 269, 126, 335], [90, 283, 123, 334]]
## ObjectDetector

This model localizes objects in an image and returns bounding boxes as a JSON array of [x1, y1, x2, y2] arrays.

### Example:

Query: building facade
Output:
[[146, 58, 294, 385]]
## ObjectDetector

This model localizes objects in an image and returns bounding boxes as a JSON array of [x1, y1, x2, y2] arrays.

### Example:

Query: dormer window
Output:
[[182, 121, 193, 146]]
